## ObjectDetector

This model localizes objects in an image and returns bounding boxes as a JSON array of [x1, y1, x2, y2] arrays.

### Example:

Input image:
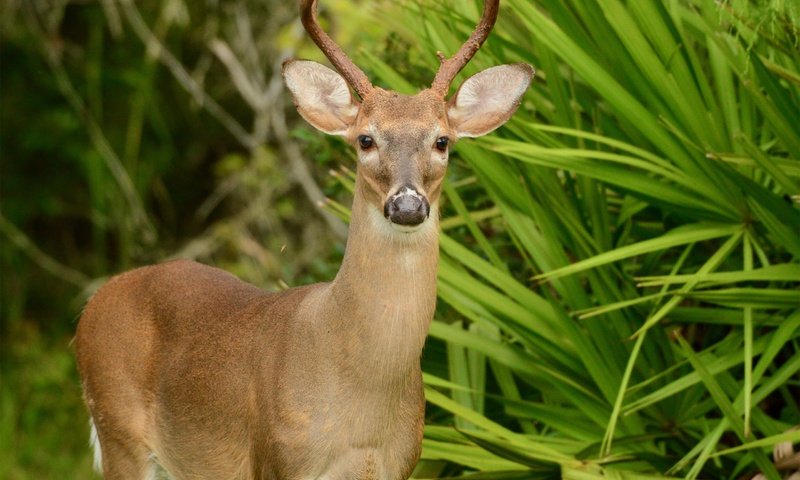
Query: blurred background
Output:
[[2, 0, 798, 479]]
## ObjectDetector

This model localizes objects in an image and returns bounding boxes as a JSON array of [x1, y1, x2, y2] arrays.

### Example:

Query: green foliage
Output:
[[0, 325, 97, 479], [346, 0, 799, 478]]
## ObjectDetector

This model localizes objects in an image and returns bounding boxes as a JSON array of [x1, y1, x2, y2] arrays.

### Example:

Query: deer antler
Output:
[[430, 0, 500, 97], [300, 0, 373, 99]]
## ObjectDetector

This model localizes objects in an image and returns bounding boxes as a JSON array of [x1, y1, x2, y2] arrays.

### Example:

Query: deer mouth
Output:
[[384, 186, 430, 229]]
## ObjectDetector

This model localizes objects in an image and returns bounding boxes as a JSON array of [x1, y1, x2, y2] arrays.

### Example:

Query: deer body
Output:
[[78, 182, 436, 478], [76, 1, 532, 478]]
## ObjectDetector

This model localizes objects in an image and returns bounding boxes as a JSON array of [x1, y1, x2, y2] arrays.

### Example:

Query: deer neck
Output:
[[322, 177, 439, 376]]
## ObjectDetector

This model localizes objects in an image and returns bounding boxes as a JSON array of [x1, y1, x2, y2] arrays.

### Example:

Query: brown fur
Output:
[[76, 127, 439, 479]]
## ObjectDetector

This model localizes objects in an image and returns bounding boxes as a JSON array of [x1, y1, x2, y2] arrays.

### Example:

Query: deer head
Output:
[[283, 0, 532, 234]]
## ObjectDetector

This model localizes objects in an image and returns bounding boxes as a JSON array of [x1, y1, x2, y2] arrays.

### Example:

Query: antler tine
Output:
[[430, 0, 500, 97], [300, 0, 373, 99]]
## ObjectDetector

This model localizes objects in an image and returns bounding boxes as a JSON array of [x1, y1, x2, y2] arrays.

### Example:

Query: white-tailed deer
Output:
[[75, 0, 532, 478]]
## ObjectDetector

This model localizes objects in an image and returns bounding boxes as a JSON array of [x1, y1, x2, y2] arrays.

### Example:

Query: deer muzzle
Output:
[[384, 186, 430, 227]]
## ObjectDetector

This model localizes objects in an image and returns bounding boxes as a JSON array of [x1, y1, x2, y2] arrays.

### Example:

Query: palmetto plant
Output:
[[323, 0, 800, 478]]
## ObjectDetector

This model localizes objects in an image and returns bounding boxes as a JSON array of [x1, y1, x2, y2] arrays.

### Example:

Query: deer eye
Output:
[[358, 135, 374, 150], [435, 136, 449, 152]]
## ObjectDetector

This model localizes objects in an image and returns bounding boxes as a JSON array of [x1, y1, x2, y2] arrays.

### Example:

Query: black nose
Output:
[[384, 187, 430, 226]]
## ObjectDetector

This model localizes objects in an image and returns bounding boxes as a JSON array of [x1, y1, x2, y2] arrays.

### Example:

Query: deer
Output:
[[75, 0, 532, 478]]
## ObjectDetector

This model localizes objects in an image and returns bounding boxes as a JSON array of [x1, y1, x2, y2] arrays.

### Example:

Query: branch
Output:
[[23, 5, 156, 246], [125, 0, 346, 239], [208, 38, 269, 112], [0, 213, 90, 288], [208, 17, 348, 239], [119, 0, 259, 150]]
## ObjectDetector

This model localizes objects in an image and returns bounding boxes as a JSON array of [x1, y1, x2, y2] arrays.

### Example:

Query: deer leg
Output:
[[90, 414, 155, 480]]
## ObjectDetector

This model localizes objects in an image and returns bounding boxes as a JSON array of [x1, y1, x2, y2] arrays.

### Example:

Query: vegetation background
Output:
[[1, 0, 798, 479]]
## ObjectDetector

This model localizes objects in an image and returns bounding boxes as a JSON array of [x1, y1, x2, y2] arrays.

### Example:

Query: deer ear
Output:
[[447, 64, 533, 138], [282, 60, 360, 136]]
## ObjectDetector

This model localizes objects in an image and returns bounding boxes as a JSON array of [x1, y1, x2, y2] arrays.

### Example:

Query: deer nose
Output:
[[384, 186, 430, 226]]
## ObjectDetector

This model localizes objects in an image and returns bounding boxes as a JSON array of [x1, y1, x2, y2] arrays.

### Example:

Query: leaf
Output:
[[534, 224, 741, 282]]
